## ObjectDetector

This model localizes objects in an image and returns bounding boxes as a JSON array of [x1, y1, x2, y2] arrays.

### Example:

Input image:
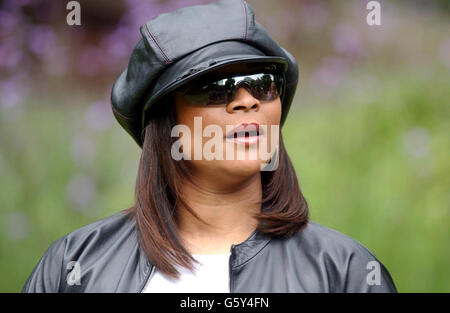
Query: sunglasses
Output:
[[176, 72, 284, 106]]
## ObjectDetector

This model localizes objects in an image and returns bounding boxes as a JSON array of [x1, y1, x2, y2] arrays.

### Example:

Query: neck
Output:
[[175, 171, 262, 254]]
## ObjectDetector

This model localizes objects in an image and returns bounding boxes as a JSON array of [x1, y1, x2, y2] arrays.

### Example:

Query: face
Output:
[[173, 64, 282, 182]]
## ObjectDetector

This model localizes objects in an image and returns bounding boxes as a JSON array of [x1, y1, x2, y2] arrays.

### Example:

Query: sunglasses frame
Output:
[[175, 70, 285, 106]]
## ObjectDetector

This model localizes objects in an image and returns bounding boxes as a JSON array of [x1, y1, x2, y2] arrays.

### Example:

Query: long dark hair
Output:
[[123, 94, 309, 279]]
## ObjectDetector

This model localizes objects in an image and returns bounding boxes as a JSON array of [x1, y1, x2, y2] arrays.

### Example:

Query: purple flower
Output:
[[299, 1, 329, 33], [121, 0, 211, 34], [42, 45, 70, 77], [100, 26, 136, 67], [77, 45, 105, 77], [0, 10, 20, 36], [84, 101, 113, 132], [66, 173, 97, 213], [331, 23, 363, 57], [277, 10, 300, 42], [1, 0, 32, 10], [70, 133, 96, 168], [438, 38, 450, 69], [27, 24, 57, 59], [0, 37, 25, 70], [0, 77, 25, 109], [311, 56, 350, 90]]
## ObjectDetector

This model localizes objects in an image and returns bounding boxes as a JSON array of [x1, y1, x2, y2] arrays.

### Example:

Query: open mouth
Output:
[[229, 129, 259, 139], [225, 123, 262, 145]]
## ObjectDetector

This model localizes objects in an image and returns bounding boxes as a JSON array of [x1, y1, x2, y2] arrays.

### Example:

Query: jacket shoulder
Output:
[[298, 221, 376, 256], [22, 211, 136, 293], [283, 221, 397, 292], [62, 210, 135, 245]]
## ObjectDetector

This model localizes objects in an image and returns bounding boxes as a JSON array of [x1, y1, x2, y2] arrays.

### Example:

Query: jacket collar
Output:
[[230, 228, 272, 268], [138, 227, 273, 279]]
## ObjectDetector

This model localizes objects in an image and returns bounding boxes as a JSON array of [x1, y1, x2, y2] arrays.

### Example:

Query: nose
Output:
[[226, 87, 261, 113]]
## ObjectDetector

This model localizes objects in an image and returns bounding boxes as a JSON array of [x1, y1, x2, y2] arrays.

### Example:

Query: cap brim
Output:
[[142, 54, 288, 120]]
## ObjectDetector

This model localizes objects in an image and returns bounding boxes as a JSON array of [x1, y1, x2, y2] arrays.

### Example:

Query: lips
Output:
[[225, 122, 262, 139]]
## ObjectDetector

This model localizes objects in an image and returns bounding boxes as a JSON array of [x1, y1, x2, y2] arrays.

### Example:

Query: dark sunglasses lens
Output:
[[248, 74, 282, 101], [184, 81, 229, 105], [183, 73, 283, 105]]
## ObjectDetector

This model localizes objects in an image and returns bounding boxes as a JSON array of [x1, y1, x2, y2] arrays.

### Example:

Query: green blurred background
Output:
[[0, 0, 449, 292]]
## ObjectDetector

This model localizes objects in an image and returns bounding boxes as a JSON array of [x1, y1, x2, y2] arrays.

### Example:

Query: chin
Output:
[[221, 159, 263, 178]]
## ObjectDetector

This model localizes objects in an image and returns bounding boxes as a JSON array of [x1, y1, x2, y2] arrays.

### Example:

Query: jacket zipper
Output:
[[229, 244, 235, 293], [138, 263, 154, 293]]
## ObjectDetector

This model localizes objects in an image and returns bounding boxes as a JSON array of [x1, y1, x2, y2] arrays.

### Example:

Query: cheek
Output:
[[265, 99, 282, 125], [261, 100, 281, 160], [175, 103, 225, 159], [175, 99, 222, 126]]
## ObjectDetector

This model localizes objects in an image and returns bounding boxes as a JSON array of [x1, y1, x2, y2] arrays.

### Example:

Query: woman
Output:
[[22, 0, 397, 293]]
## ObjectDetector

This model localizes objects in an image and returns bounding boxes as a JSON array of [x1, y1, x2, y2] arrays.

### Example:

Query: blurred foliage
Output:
[[0, 0, 449, 292], [284, 67, 450, 292]]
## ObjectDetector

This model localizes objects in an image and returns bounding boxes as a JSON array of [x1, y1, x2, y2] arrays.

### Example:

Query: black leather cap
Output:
[[111, 0, 299, 148]]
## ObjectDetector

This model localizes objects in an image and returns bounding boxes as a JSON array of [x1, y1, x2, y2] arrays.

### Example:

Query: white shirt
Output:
[[141, 252, 231, 293]]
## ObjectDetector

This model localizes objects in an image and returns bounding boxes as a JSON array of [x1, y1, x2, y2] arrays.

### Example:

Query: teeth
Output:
[[235, 130, 258, 137]]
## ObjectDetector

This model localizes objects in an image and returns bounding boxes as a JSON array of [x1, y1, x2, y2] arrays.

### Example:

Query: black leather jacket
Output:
[[22, 211, 397, 292]]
